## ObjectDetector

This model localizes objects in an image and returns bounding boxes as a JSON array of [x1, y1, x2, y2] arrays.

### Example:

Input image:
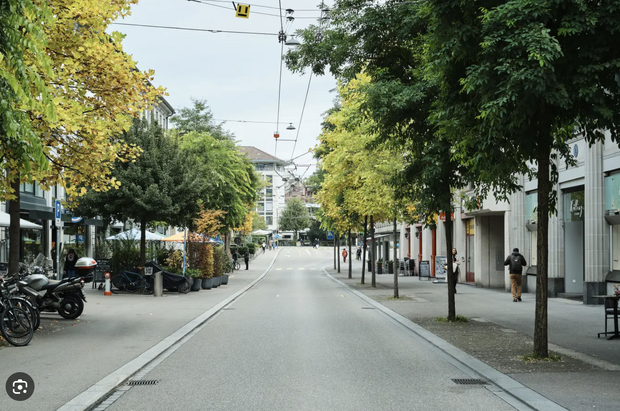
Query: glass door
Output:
[[465, 219, 475, 282]]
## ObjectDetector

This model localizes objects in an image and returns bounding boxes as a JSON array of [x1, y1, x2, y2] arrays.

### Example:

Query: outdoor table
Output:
[[594, 294, 620, 340]]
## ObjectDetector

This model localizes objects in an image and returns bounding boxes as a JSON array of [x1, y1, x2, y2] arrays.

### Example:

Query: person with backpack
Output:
[[504, 247, 527, 302], [342, 248, 348, 263]]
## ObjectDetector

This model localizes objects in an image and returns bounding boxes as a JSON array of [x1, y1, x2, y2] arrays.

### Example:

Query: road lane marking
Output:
[[275, 268, 282, 270], [300, 268, 305, 270]]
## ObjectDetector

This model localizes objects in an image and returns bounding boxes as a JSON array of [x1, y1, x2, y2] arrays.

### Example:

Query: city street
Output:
[[87, 248, 520, 411]]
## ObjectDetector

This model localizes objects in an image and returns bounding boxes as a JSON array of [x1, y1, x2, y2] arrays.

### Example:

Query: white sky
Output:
[[113, 0, 336, 177]]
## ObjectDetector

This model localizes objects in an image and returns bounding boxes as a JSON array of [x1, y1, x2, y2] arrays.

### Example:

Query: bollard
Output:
[[154, 270, 163, 297], [104, 272, 111, 296]]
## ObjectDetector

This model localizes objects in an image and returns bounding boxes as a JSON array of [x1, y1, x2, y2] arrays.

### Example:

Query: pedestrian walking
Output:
[[314, 238, 319, 249], [356, 246, 362, 261], [244, 250, 250, 270], [64, 248, 79, 279], [269, 239, 273, 250], [450, 248, 460, 293], [262, 242, 266, 253], [504, 247, 527, 302], [342, 248, 348, 263]]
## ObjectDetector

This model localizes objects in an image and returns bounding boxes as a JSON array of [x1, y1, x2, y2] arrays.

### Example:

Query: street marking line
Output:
[[287, 268, 292, 270], [58, 250, 282, 411], [310, 268, 316, 270], [300, 268, 305, 270], [275, 268, 282, 271]]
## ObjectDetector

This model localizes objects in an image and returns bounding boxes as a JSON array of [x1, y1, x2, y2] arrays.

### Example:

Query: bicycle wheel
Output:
[[234, 261, 240, 271], [178, 280, 190, 294], [9, 298, 40, 331], [111, 275, 131, 293], [1, 306, 33, 346]]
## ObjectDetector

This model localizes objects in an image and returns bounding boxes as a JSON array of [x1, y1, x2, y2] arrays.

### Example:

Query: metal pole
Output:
[[154, 270, 163, 297], [182, 226, 187, 276], [56, 224, 62, 279]]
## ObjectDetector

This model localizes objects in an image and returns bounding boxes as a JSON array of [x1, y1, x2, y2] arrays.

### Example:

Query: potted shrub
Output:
[[187, 268, 202, 291], [247, 242, 257, 255], [200, 244, 214, 289], [387, 260, 394, 274], [212, 245, 226, 287], [377, 258, 384, 274]]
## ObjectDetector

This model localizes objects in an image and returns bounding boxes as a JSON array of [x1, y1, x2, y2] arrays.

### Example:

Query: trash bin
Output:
[[367, 260, 373, 272], [409, 258, 416, 275]]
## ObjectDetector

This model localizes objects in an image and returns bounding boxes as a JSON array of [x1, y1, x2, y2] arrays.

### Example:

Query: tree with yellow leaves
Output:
[[3, 0, 163, 274], [318, 73, 403, 291]]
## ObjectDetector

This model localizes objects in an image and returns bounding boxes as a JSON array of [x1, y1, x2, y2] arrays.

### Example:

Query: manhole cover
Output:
[[452, 378, 488, 385], [127, 380, 159, 386]]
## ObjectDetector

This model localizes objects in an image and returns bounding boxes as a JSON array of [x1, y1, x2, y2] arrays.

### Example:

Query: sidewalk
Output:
[[0, 250, 278, 411], [327, 262, 620, 411]]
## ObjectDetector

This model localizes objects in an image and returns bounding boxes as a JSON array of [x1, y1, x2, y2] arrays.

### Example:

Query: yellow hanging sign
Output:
[[236, 4, 250, 18]]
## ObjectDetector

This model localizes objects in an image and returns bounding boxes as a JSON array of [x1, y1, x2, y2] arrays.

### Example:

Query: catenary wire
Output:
[[191, 0, 322, 18], [189, 0, 324, 12], [110, 22, 277, 36], [290, 72, 312, 160]]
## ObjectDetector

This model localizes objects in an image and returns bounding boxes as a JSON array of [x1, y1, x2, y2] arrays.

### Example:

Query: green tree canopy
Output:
[[72, 118, 203, 266], [279, 198, 311, 241], [170, 98, 234, 141]]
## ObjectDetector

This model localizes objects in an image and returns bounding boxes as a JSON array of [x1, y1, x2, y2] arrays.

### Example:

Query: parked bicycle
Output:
[[0, 279, 34, 346], [111, 270, 153, 294]]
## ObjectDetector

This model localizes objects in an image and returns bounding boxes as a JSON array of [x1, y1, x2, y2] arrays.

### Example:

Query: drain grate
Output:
[[452, 378, 488, 385], [127, 380, 159, 386]]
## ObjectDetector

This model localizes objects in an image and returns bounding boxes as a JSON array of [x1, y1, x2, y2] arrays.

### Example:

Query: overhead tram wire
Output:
[[188, 0, 322, 12], [190, 0, 322, 18], [275, 0, 285, 157], [110, 22, 277, 36], [289, 72, 312, 161]]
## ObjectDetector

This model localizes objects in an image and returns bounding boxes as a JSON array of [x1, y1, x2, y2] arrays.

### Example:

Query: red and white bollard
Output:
[[104, 272, 111, 296]]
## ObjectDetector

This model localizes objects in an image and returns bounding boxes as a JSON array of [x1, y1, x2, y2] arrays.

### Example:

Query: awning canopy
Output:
[[0, 211, 42, 230], [106, 228, 166, 241], [162, 230, 223, 244], [251, 229, 272, 235]]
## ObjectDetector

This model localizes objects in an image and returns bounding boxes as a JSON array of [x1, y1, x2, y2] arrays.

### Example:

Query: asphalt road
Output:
[[102, 248, 517, 411]]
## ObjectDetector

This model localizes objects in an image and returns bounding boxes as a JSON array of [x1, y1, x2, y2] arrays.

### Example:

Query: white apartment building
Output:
[[238, 147, 288, 231]]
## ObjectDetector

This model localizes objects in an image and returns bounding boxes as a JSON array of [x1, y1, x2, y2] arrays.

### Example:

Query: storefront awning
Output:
[[0, 211, 42, 230]]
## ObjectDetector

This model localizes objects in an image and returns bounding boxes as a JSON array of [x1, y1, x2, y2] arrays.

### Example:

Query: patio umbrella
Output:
[[162, 231, 222, 243], [106, 228, 166, 241]]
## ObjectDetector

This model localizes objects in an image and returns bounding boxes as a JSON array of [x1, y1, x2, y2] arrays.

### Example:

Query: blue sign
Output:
[[275, 234, 280, 239], [77, 235, 85, 242], [55, 200, 61, 219], [326, 231, 334, 240]]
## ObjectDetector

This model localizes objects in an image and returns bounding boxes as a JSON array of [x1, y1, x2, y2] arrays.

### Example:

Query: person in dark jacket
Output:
[[504, 247, 527, 302], [244, 251, 250, 270], [64, 248, 79, 279]]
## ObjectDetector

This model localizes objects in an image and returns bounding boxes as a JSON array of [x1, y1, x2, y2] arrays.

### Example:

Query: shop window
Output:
[[22, 229, 42, 263], [612, 225, 620, 270], [530, 230, 538, 266]]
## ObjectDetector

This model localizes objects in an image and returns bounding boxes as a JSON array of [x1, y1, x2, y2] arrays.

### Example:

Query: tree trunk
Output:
[[535, 145, 551, 357], [348, 228, 352, 279], [337, 232, 340, 273], [445, 202, 455, 321], [8, 179, 21, 277], [361, 216, 368, 285], [333, 236, 336, 270], [393, 214, 399, 298], [140, 218, 147, 275], [370, 215, 376, 288]]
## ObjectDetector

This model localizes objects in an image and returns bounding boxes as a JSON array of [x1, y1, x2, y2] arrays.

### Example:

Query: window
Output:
[[22, 183, 34, 194], [530, 230, 538, 266], [265, 216, 273, 225], [266, 202, 273, 211], [266, 188, 273, 198], [613, 225, 620, 270], [265, 175, 273, 187], [257, 203, 265, 212]]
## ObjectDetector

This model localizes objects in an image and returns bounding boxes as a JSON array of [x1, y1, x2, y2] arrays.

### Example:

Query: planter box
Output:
[[221, 274, 229, 285], [202, 277, 213, 290], [190, 278, 202, 291], [387, 262, 394, 274]]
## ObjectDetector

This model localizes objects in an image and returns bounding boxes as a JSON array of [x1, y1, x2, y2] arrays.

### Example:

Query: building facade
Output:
[[238, 147, 288, 231], [407, 132, 620, 304]]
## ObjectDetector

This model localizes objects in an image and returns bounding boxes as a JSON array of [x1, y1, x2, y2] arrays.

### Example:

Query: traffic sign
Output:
[[326, 231, 334, 240], [236, 4, 250, 18], [55, 200, 61, 226]]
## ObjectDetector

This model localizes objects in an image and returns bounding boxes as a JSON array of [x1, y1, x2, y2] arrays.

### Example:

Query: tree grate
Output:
[[452, 378, 488, 385], [127, 379, 159, 386]]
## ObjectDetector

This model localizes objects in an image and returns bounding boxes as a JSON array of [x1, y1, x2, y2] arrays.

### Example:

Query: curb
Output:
[[57, 250, 281, 411], [322, 267, 568, 411]]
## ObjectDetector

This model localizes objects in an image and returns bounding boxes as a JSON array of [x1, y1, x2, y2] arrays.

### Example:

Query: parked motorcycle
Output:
[[19, 274, 86, 319]]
